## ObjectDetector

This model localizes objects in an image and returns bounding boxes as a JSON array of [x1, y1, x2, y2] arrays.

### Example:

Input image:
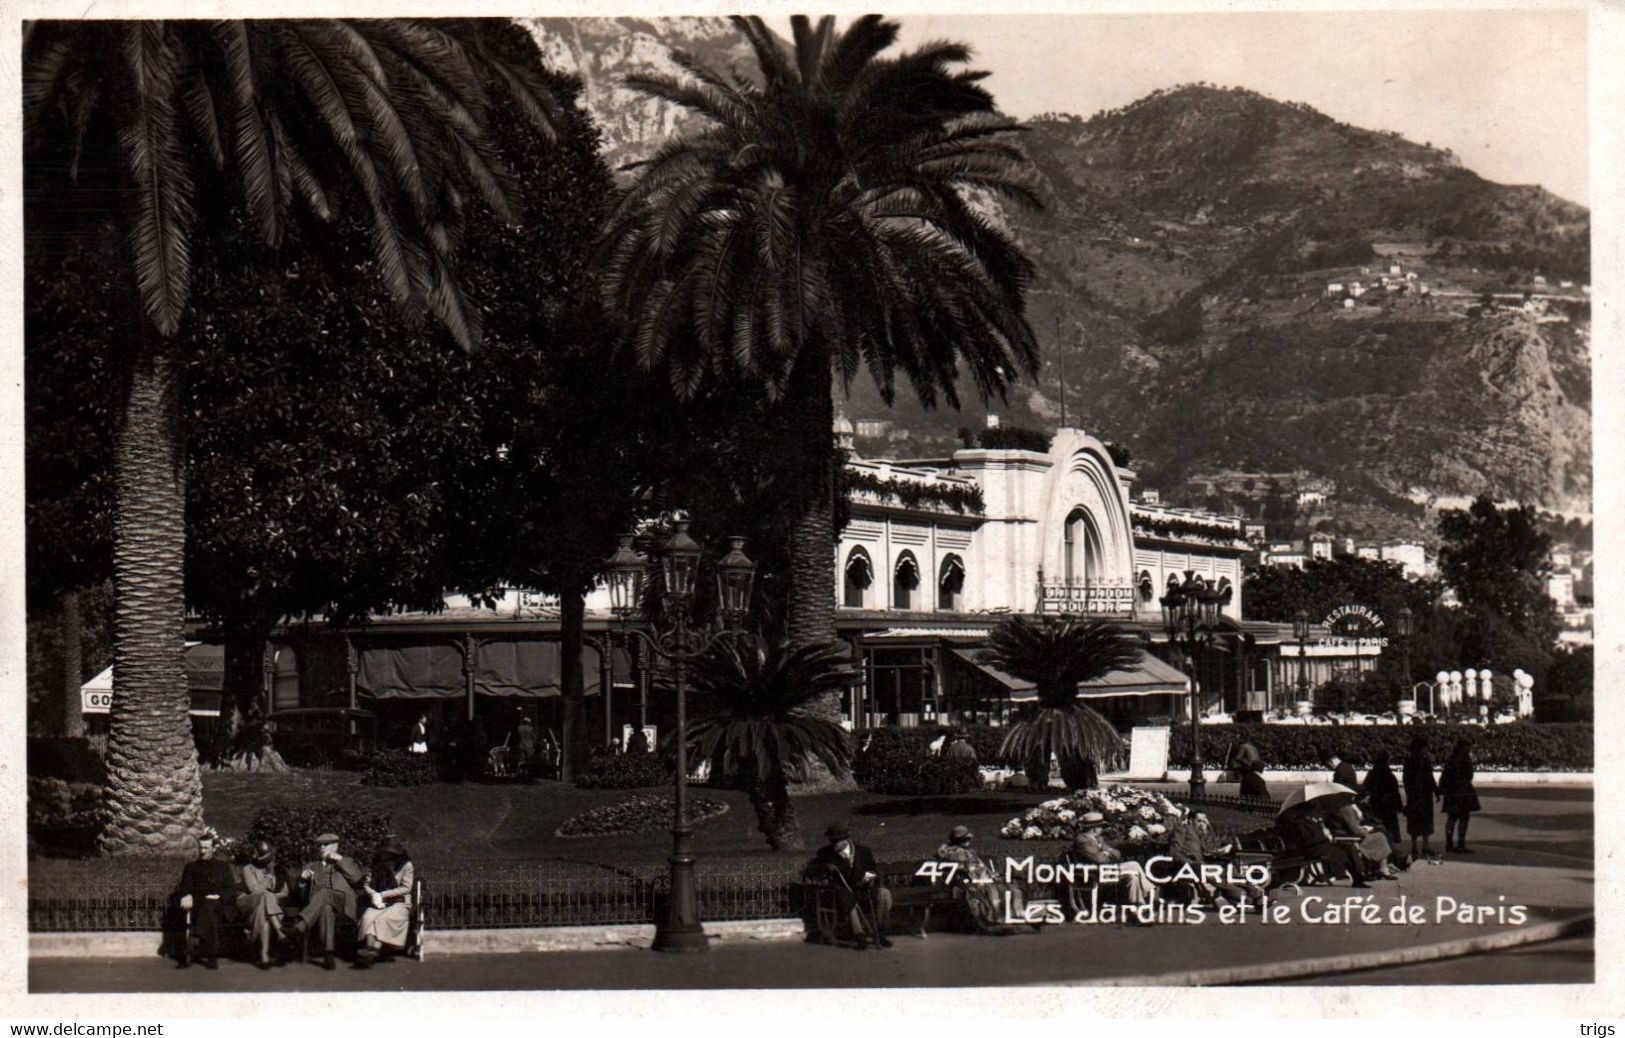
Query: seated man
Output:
[[175, 833, 243, 970], [1067, 812, 1155, 918], [289, 832, 367, 969], [1325, 802, 1401, 879], [1274, 805, 1370, 889], [803, 822, 893, 950], [1167, 808, 1264, 909]]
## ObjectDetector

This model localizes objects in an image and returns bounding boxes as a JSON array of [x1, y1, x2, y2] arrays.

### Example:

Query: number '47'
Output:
[[915, 861, 960, 885]]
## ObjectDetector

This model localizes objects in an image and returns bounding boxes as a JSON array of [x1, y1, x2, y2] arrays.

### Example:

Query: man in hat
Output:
[[804, 822, 892, 949], [1167, 807, 1263, 909], [236, 839, 289, 968], [175, 833, 243, 969], [1066, 812, 1154, 911], [290, 832, 367, 969]]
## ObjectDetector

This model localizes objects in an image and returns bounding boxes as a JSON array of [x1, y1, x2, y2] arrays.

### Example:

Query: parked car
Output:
[[267, 707, 378, 768]]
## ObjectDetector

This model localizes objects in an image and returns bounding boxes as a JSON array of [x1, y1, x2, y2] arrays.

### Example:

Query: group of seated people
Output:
[[1271, 797, 1406, 889], [172, 831, 416, 970]]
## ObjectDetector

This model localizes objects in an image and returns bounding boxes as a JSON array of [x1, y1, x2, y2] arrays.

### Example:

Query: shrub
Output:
[[245, 801, 394, 869], [855, 728, 983, 795], [574, 748, 671, 790], [359, 749, 443, 787], [27, 737, 106, 784], [1169, 722, 1592, 772], [556, 792, 728, 838]]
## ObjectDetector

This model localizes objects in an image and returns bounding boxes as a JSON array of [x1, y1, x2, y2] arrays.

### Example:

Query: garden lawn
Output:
[[29, 771, 1267, 892]]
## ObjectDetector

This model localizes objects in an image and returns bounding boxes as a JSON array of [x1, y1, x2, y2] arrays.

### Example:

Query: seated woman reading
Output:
[[355, 838, 415, 967]]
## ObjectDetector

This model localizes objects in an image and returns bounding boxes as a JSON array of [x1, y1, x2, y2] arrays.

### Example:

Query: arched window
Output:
[[1063, 508, 1103, 585], [1137, 570, 1155, 604], [938, 555, 966, 611], [893, 552, 920, 610], [843, 548, 873, 608]]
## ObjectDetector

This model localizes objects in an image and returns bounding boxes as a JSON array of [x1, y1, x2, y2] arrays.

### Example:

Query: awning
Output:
[[357, 639, 630, 700], [80, 643, 233, 716], [949, 648, 1190, 701]]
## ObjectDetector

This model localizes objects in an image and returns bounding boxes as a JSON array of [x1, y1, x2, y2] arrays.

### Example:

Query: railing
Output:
[[1036, 579, 1137, 616], [28, 863, 805, 933]]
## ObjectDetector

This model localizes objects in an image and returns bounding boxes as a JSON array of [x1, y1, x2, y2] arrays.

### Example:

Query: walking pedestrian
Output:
[[1360, 750, 1404, 844], [1439, 737, 1482, 854], [1402, 735, 1438, 859]]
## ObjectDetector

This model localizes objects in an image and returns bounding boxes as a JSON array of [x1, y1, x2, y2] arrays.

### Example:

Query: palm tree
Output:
[[978, 616, 1143, 789], [687, 638, 858, 849], [24, 19, 560, 855], [600, 15, 1040, 698]]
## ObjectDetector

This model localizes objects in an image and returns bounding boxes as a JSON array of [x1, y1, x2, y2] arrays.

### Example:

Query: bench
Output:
[[296, 877, 426, 966], [792, 860, 970, 943]]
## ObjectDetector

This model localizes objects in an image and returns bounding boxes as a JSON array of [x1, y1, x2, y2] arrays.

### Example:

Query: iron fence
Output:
[[28, 862, 806, 933]]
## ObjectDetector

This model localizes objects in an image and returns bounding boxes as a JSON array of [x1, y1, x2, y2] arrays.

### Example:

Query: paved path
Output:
[[30, 786, 1592, 991]]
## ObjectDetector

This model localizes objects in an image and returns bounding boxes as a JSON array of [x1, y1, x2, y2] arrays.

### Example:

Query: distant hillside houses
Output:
[[1251, 534, 1434, 578]]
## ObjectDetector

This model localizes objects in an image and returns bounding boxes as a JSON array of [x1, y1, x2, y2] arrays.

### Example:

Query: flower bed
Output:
[[998, 783, 1183, 852], [556, 793, 729, 839]]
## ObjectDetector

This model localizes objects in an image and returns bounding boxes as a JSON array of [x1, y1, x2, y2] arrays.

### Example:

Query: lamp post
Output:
[[1160, 572, 1230, 799], [1396, 605, 1413, 694], [603, 523, 757, 954], [1292, 609, 1313, 710]]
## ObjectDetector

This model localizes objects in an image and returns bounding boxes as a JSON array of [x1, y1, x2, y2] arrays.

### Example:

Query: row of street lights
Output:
[[1159, 572, 1234, 799], [601, 522, 757, 954]]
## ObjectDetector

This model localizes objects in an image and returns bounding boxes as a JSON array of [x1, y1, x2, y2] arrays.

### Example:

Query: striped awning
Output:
[[949, 648, 1190, 700]]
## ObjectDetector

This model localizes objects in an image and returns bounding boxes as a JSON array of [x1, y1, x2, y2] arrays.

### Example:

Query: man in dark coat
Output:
[[1329, 750, 1359, 791], [290, 832, 367, 969], [804, 822, 893, 949], [175, 833, 243, 969], [1274, 806, 1370, 888]]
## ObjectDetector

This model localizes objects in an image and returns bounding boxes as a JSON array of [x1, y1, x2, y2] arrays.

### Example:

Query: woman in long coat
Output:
[[1438, 737, 1482, 854], [1360, 750, 1405, 845], [1402, 735, 1438, 860], [356, 838, 415, 966]]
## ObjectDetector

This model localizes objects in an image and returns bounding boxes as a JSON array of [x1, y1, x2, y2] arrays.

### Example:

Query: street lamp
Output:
[[1160, 572, 1230, 799], [1292, 609, 1313, 711], [1396, 606, 1413, 695], [603, 521, 757, 954]]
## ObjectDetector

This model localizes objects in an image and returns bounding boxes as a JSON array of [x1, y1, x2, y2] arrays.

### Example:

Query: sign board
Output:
[[620, 724, 657, 751], [81, 688, 113, 714], [1126, 726, 1171, 780], [1323, 603, 1389, 649]]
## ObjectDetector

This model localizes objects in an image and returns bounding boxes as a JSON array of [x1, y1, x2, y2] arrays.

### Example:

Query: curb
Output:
[[1060, 913, 1594, 987], [30, 918, 808, 960]]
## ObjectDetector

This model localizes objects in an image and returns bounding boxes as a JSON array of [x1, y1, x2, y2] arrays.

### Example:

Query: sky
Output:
[[790, 9, 1590, 205]]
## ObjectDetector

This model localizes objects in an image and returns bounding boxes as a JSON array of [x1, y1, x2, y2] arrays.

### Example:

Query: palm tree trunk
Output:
[[100, 340, 205, 856], [559, 587, 587, 781], [218, 624, 288, 772], [59, 589, 85, 738], [766, 768, 803, 851], [784, 348, 836, 678]]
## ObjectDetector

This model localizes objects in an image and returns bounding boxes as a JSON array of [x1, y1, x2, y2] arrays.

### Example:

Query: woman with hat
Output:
[[1438, 737, 1481, 855], [1402, 734, 1439, 860], [236, 840, 289, 969], [934, 825, 1026, 933], [355, 837, 415, 967]]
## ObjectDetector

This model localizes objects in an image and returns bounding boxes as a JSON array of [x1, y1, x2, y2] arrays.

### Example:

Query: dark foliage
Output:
[[573, 748, 672, 790], [844, 469, 985, 515], [358, 750, 444, 787], [853, 728, 983, 795], [245, 801, 394, 869], [958, 425, 1053, 453], [27, 737, 107, 785], [1170, 722, 1591, 771]]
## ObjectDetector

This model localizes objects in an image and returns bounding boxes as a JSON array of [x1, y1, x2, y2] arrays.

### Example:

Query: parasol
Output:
[[1276, 781, 1358, 817]]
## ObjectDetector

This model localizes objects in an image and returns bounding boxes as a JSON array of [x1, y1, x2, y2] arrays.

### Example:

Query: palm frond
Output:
[[120, 23, 196, 336]]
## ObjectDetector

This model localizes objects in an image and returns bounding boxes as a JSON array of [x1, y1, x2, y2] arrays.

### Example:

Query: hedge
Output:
[[358, 749, 444, 787], [27, 737, 106, 785], [574, 748, 671, 790], [1169, 722, 1592, 772], [245, 802, 394, 869], [854, 726, 988, 795]]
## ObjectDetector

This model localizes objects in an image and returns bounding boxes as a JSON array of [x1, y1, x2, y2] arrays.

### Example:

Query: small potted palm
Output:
[[979, 616, 1141, 789], [687, 639, 858, 850]]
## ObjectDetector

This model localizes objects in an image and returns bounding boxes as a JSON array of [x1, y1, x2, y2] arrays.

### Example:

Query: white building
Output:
[[1379, 541, 1431, 579]]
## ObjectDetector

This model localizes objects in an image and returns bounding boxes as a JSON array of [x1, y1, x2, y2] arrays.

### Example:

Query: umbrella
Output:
[[1276, 781, 1358, 817]]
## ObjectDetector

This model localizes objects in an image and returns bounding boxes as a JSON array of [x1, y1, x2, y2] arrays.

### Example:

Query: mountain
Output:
[[524, 22, 1592, 538]]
